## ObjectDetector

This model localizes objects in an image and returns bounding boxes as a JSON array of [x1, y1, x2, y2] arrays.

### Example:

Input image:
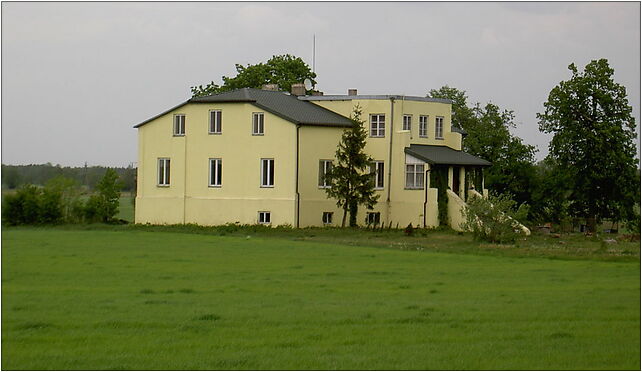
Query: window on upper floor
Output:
[[370, 161, 384, 189], [209, 110, 222, 134], [209, 158, 222, 187], [318, 160, 333, 188], [370, 114, 385, 137], [173, 114, 185, 136], [252, 112, 264, 135], [261, 158, 274, 187], [405, 163, 424, 189], [158, 158, 171, 186], [322, 212, 333, 225], [258, 211, 271, 224], [419, 115, 428, 138], [402, 115, 412, 131], [435, 116, 444, 139]]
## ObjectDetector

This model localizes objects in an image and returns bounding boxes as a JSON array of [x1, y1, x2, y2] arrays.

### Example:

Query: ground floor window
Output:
[[209, 158, 222, 187], [158, 158, 170, 186], [322, 212, 333, 224], [405, 164, 424, 189], [367, 212, 381, 225], [258, 211, 271, 224]]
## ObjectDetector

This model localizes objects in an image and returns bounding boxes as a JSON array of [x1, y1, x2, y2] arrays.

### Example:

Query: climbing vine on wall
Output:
[[430, 165, 450, 226]]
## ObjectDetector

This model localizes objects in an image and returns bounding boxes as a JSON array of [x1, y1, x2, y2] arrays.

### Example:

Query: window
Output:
[[252, 112, 264, 135], [209, 110, 222, 134], [370, 114, 385, 137], [402, 115, 412, 131], [435, 116, 444, 139], [419, 115, 428, 138], [370, 161, 384, 189], [367, 212, 381, 225], [258, 211, 271, 224], [158, 158, 171, 186], [209, 158, 222, 187], [405, 164, 424, 189], [322, 212, 333, 225], [318, 160, 333, 188], [261, 158, 274, 187], [174, 114, 185, 136]]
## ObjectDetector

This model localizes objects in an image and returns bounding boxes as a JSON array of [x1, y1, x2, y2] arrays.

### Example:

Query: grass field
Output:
[[2, 228, 640, 370]]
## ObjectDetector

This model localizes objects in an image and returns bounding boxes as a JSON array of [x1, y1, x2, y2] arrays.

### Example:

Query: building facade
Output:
[[134, 87, 491, 229]]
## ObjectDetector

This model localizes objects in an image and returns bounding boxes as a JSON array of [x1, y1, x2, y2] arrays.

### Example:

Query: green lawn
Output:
[[2, 228, 640, 370]]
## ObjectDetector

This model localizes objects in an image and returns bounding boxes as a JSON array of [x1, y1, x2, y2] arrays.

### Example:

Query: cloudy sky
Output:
[[2, 1, 640, 167]]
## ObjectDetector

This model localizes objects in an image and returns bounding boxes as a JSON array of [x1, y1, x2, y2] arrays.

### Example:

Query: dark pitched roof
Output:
[[134, 88, 353, 128], [405, 144, 491, 166]]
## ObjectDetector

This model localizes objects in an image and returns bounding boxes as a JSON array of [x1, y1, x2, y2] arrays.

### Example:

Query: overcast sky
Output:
[[2, 1, 640, 167]]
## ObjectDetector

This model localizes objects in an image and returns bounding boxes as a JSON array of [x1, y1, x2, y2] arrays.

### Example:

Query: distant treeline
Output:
[[1, 163, 136, 192]]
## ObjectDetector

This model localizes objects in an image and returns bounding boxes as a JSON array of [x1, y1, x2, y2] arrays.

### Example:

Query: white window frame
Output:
[[260, 158, 274, 187], [208, 158, 222, 187], [370, 114, 385, 138], [367, 212, 381, 225], [405, 163, 425, 189], [252, 112, 265, 135], [322, 212, 333, 225], [318, 160, 333, 188], [258, 211, 271, 224], [435, 116, 444, 139], [209, 110, 222, 134], [371, 161, 384, 189], [402, 114, 412, 131], [173, 114, 185, 136], [419, 115, 428, 138], [158, 158, 171, 186]]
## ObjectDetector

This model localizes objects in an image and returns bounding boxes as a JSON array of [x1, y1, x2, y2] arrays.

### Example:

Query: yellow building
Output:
[[134, 86, 491, 229]]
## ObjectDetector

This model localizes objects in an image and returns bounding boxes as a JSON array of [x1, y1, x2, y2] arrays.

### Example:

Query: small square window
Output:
[[322, 212, 333, 225], [366, 212, 381, 225], [174, 114, 185, 136], [258, 211, 271, 224]]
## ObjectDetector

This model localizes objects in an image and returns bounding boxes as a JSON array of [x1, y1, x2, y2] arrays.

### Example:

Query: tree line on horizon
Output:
[[1, 163, 136, 192]]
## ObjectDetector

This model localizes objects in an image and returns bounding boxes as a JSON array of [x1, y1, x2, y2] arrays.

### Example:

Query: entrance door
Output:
[[452, 166, 460, 197]]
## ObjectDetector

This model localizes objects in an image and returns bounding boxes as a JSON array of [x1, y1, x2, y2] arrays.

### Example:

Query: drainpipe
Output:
[[387, 98, 395, 222], [295, 125, 301, 228], [183, 130, 187, 224], [423, 168, 429, 228]]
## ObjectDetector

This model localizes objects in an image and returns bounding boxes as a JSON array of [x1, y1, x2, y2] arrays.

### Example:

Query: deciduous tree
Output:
[[191, 54, 317, 97], [537, 59, 639, 232]]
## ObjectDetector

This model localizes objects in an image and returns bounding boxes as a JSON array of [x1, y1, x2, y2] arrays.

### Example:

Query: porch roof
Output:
[[405, 144, 491, 167]]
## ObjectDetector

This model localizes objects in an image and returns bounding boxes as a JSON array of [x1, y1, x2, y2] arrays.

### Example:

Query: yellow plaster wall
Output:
[[136, 102, 297, 226]]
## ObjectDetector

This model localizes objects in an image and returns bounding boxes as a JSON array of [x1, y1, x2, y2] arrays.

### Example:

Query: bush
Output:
[[2, 184, 62, 225], [462, 193, 529, 244]]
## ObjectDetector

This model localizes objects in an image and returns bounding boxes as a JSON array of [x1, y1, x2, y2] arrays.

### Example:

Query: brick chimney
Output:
[[348, 89, 358, 96], [262, 84, 279, 91], [291, 83, 306, 96]]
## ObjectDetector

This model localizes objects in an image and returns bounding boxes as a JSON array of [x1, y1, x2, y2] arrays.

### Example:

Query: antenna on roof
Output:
[[312, 34, 316, 75]]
